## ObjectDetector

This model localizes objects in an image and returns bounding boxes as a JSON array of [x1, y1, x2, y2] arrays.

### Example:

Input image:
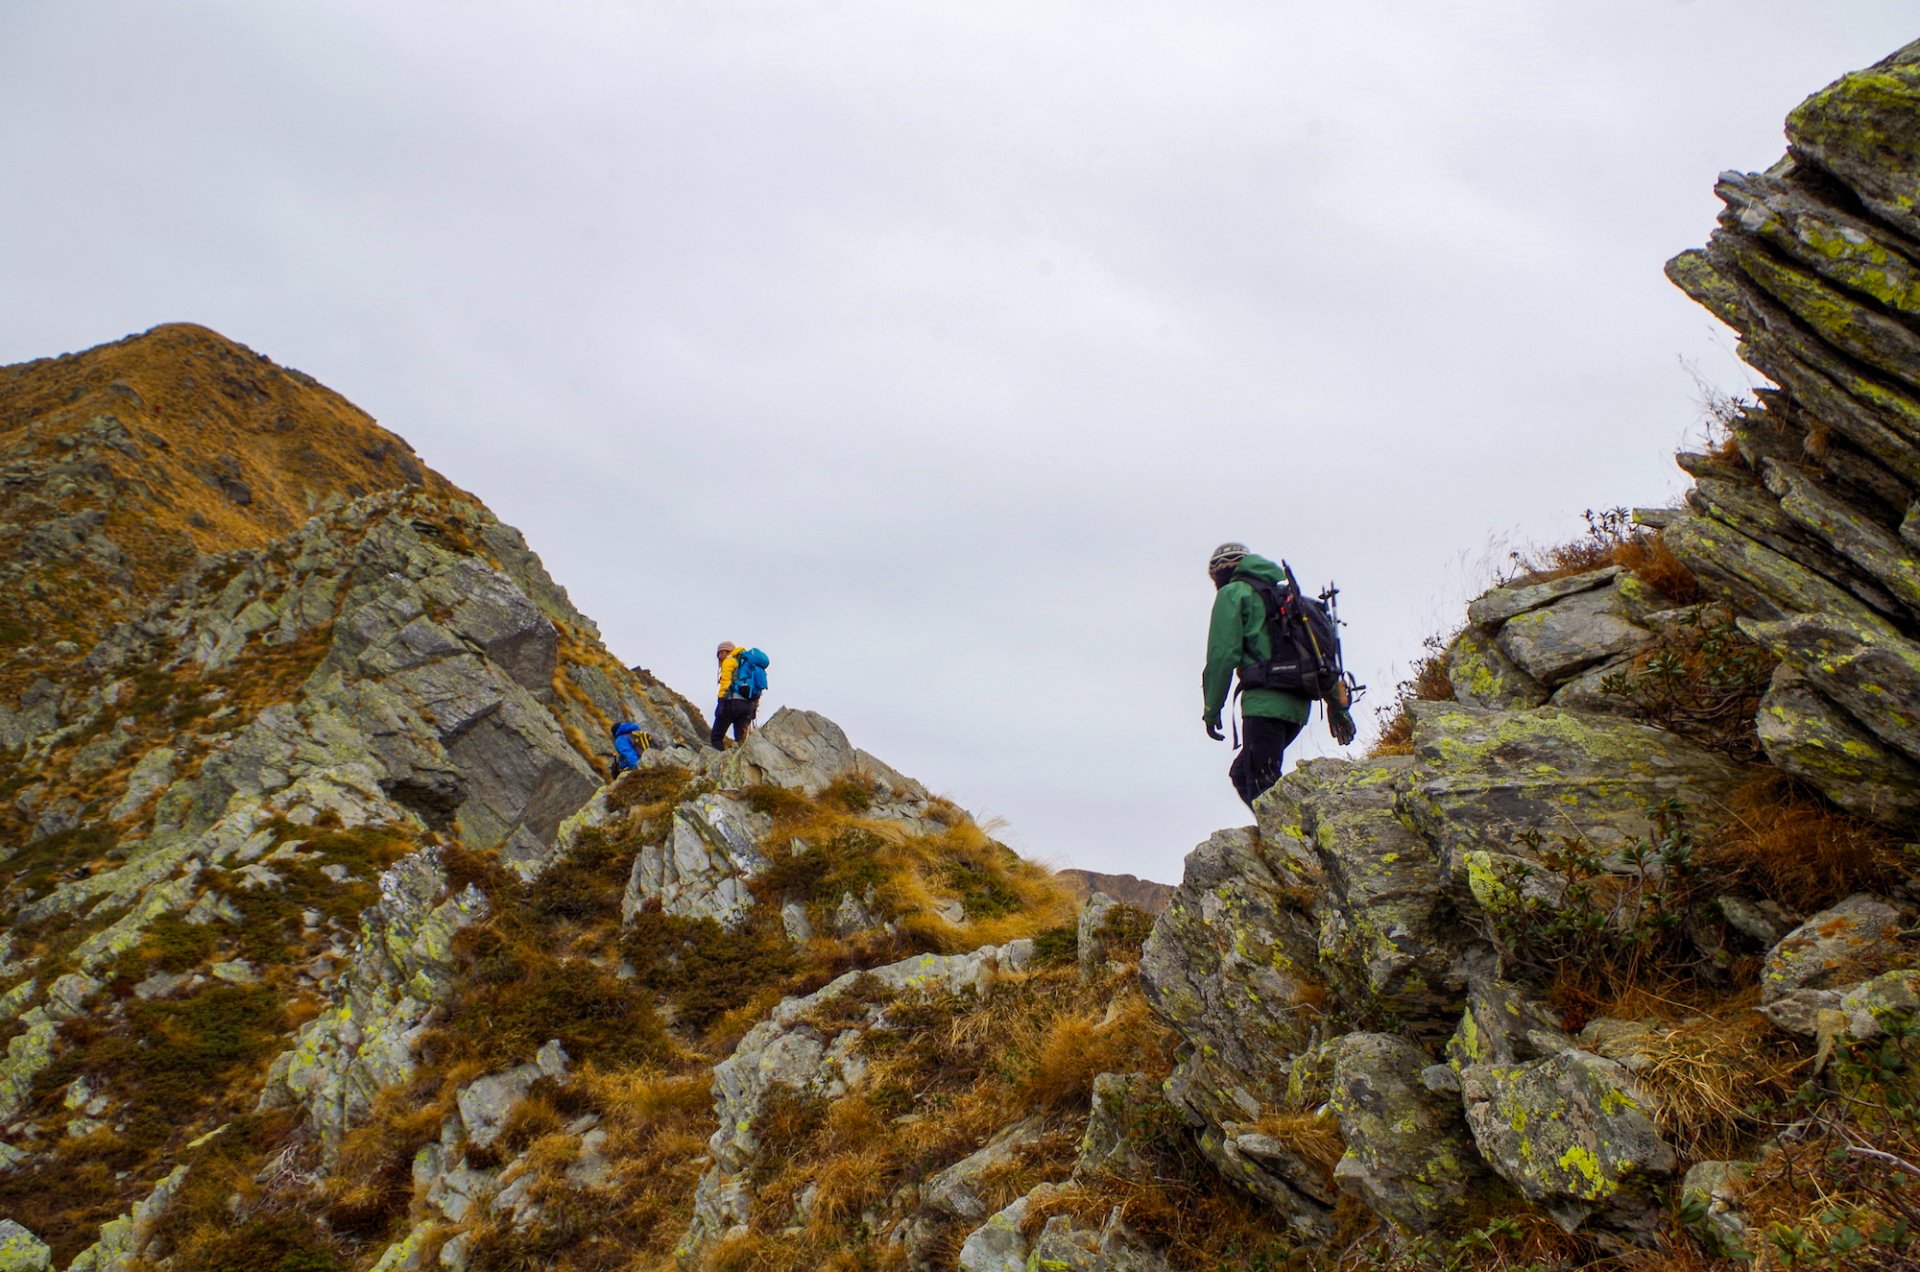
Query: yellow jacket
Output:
[[716, 647, 740, 699]]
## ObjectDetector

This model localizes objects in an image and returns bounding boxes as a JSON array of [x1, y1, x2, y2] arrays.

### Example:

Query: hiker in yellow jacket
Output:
[[711, 641, 770, 749]]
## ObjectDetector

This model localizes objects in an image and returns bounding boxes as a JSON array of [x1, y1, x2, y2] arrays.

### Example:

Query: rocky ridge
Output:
[[5, 39, 1920, 1272]]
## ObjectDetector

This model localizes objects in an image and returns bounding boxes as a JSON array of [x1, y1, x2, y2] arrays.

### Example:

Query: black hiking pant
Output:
[[1230, 715, 1302, 809], [710, 697, 758, 749]]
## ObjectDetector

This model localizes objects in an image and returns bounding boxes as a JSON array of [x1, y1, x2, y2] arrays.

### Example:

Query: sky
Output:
[[3, 3, 1915, 881]]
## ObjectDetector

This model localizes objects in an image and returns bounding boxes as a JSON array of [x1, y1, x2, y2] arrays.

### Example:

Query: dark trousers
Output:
[[710, 697, 758, 749], [1230, 715, 1302, 809]]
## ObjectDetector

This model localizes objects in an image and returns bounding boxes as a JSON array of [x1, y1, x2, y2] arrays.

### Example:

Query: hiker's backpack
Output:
[[1235, 565, 1346, 700], [731, 648, 770, 699]]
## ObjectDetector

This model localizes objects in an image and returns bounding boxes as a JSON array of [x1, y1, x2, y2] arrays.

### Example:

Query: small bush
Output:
[[1600, 606, 1775, 760]]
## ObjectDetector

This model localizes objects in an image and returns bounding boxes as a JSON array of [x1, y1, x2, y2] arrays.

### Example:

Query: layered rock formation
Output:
[[1665, 38, 1920, 829]]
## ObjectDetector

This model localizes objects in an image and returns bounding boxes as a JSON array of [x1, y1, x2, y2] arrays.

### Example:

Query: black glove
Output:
[[1205, 714, 1225, 742], [1329, 708, 1357, 747]]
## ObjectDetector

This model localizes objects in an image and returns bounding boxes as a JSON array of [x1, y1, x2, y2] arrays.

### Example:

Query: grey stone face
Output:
[[1326, 1033, 1483, 1233], [1493, 586, 1652, 687], [622, 793, 773, 928]]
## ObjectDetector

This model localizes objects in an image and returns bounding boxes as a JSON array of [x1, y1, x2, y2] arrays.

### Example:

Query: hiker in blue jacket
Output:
[[610, 721, 650, 774]]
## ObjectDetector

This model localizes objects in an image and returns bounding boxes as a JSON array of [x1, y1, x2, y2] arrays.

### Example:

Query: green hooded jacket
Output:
[[1202, 553, 1311, 725]]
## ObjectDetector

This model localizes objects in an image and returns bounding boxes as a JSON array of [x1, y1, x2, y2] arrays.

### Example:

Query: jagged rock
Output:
[[1445, 973, 1572, 1071], [926, 1119, 1048, 1222], [1493, 585, 1652, 686], [956, 1187, 1170, 1272], [1140, 826, 1322, 1133], [66, 1162, 189, 1271], [1467, 568, 1621, 629], [1756, 664, 1920, 825], [1076, 892, 1119, 978], [210, 959, 259, 985], [684, 941, 1034, 1257], [1745, 609, 1920, 768], [1664, 515, 1874, 625], [1764, 461, 1920, 615], [832, 889, 880, 935], [1304, 757, 1463, 1030], [1027, 1212, 1172, 1271], [1074, 1073, 1157, 1180], [0, 972, 99, 1122], [0, 1221, 49, 1272], [261, 849, 488, 1150], [1546, 655, 1638, 717], [1787, 40, 1920, 243], [622, 793, 772, 929], [1446, 627, 1548, 710], [1326, 1033, 1481, 1233], [1459, 1049, 1675, 1234], [706, 707, 916, 797], [1760, 894, 1915, 1035], [956, 1189, 1049, 1272]]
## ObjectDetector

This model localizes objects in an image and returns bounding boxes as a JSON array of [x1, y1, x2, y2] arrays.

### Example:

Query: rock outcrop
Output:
[[1665, 38, 1920, 829]]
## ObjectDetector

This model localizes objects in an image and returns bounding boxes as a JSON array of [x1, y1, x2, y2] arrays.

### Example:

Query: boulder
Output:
[[1744, 609, 1920, 768], [1839, 969, 1920, 1041], [956, 1188, 1169, 1272], [1074, 1073, 1159, 1180], [1493, 586, 1651, 686], [1304, 758, 1463, 1030], [1405, 700, 1749, 880], [706, 707, 924, 799], [1076, 891, 1120, 979], [1786, 40, 1920, 243], [1139, 826, 1322, 1132], [1760, 894, 1915, 1035], [1446, 627, 1548, 711], [1467, 568, 1621, 629], [1679, 1159, 1754, 1258], [1459, 1049, 1675, 1234], [0, 1221, 49, 1272]]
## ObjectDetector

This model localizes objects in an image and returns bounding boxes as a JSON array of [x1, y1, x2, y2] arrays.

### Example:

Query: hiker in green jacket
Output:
[[1202, 542, 1356, 808]]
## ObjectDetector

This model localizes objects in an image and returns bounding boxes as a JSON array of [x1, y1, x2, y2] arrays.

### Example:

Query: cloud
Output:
[[3, 0, 1915, 878]]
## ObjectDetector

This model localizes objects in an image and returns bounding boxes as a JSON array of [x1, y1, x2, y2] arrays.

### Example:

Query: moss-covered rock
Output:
[[1459, 1049, 1675, 1234], [1326, 1032, 1483, 1233]]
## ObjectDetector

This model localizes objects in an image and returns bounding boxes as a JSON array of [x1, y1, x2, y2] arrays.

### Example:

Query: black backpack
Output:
[[1235, 562, 1347, 700]]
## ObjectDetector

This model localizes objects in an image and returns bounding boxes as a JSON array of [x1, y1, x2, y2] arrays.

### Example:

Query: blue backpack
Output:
[[731, 648, 770, 699]]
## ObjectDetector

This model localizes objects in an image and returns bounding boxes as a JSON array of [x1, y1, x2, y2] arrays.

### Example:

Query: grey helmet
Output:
[[1208, 542, 1250, 573]]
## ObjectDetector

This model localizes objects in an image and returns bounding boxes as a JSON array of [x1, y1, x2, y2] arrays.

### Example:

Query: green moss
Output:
[[443, 926, 668, 1069], [621, 908, 796, 1033]]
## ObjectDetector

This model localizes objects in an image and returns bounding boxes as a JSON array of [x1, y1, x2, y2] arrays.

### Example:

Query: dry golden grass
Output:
[[0, 323, 470, 699], [1583, 992, 1807, 1162], [1708, 773, 1906, 910]]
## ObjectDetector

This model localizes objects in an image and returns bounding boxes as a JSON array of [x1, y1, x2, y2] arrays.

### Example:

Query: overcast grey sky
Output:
[[3, 3, 1914, 880]]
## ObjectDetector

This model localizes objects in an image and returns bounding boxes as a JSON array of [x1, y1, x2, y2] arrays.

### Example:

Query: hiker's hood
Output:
[[1231, 553, 1287, 585]]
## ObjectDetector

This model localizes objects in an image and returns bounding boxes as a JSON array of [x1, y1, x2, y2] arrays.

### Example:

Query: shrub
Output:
[[1600, 606, 1775, 760], [1369, 632, 1456, 757]]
